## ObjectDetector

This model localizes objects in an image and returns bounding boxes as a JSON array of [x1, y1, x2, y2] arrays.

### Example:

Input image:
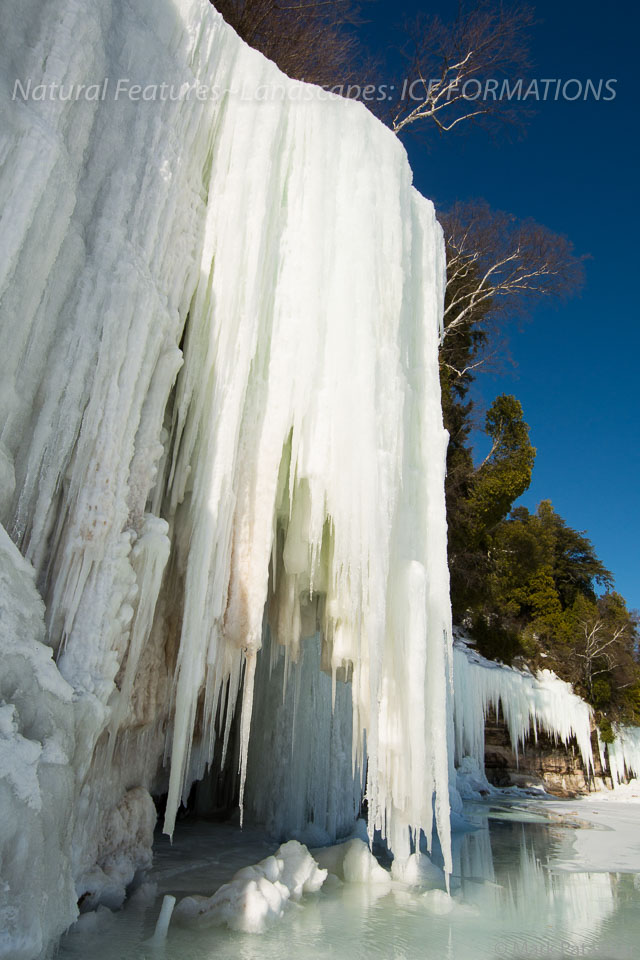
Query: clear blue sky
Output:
[[358, 0, 639, 611]]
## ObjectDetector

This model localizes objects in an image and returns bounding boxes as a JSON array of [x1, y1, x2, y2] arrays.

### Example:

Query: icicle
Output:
[[453, 639, 594, 777], [238, 650, 257, 827], [148, 895, 176, 945], [604, 724, 640, 786]]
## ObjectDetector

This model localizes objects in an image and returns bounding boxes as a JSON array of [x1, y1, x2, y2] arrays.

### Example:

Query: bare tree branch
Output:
[[212, 0, 372, 87], [392, 2, 535, 136], [576, 617, 632, 697], [439, 201, 586, 365]]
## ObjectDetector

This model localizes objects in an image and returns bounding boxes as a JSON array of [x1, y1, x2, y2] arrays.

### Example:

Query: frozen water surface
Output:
[[58, 799, 640, 960]]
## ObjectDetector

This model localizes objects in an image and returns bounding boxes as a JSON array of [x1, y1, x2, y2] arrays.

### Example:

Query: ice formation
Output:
[[175, 840, 327, 933], [453, 640, 594, 778], [0, 0, 453, 953], [599, 725, 640, 787], [148, 895, 176, 945], [313, 838, 392, 888], [0, 529, 76, 958], [244, 632, 363, 845]]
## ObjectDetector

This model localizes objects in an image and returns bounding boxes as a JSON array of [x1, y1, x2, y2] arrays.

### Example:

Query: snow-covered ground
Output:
[[543, 796, 640, 873]]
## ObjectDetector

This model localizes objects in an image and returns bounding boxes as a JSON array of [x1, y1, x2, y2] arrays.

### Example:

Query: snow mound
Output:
[[391, 851, 444, 887], [175, 840, 327, 933]]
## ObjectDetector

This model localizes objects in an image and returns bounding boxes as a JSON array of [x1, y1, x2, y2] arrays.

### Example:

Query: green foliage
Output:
[[438, 217, 637, 723], [591, 677, 612, 710], [467, 395, 536, 541], [598, 717, 615, 745], [469, 613, 522, 665], [622, 682, 640, 724]]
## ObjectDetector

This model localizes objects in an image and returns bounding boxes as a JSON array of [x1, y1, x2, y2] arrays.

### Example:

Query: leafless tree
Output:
[[576, 618, 632, 698], [439, 201, 585, 379], [212, 0, 369, 87], [392, 2, 535, 136]]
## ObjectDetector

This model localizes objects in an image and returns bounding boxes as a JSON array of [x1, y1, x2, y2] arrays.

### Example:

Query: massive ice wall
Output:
[[0, 0, 452, 952], [244, 632, 363, 845]]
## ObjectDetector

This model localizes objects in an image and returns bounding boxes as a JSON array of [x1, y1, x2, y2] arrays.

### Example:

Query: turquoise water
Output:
[[58, 800, 640, 960]]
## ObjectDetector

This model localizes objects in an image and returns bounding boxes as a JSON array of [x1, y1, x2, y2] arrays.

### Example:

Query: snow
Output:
[[453, 640, 594, 779], [588, 778, 640, 801], [0, 0, 453, 953], [391, 850, 445, 887], [544, 799, 640, 873]]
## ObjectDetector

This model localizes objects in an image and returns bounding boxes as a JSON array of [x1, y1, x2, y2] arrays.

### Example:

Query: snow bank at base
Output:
[[0, 524, 157, 956], [455, 756, 495, 800], [0, 0, 452, 952], [175, 840, 327, 933], [453, 641, 594, 780], [585, 779, 640, 801]]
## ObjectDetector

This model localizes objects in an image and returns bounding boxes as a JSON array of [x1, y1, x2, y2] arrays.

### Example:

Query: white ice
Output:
[[599, 724, 640, 787], [0, 0, 453, 953], [174, 840, 327, 933], [453, 638, 594, 786]]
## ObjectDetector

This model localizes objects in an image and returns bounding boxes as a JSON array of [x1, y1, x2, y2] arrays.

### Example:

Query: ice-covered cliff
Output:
[[0, 0, 452, 954], [453, 640, 595, 792], [598, 724, 640, 787]]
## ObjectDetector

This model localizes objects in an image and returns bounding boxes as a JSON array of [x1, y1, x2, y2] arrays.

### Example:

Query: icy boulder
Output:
[[175, 840, 327, 933], [313, 839, 392, 888], [391, 851, 444, 888], [0, 528, 77, 958]]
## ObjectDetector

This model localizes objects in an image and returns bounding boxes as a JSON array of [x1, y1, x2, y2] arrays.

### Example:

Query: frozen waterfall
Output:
[[453, 639, 594, 780], [0, 0, 453, 953], [599, 725, 640, 787]]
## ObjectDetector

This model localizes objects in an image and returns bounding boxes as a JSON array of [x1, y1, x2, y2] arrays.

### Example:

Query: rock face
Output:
[[483, 710, 609, 796]]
